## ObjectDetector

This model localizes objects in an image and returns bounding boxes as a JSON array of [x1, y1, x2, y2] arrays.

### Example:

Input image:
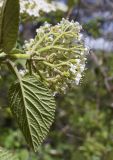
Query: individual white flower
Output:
[[24, 39, 35, 54], [70, 64, 77, 74], [78, 33, 83, 41], [75, 73, 82, 85], [19, 69, 27, 76], [79, 64, 85, 72], [75, 59, 81, 64]]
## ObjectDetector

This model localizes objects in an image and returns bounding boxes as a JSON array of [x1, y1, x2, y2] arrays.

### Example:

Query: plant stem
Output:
[[9, 54, 30, 59], [0, 53, 30, 62], [37, 45, 85, 53], [7, 59, 21, 81]]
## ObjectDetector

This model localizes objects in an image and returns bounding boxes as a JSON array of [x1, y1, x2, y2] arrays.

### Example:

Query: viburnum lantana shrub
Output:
[[0, 0, 89, 158]]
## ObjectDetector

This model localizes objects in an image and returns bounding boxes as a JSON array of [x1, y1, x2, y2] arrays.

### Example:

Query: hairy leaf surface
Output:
[[0, 147, 19, 160], [0, 0, 19, 53], [9, 76, 56, 151]]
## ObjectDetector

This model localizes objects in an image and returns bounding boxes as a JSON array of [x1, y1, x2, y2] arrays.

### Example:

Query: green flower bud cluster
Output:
[[24, 18, 89, 93]]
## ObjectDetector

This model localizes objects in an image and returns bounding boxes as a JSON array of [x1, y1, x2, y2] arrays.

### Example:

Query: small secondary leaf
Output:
[[9, 76, 56, 152], [0, 147, 19, 160], [0, 0, 19, 53]]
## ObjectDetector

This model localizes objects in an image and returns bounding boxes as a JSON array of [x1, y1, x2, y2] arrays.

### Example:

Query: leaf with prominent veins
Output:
[[0, 147, 19, 160], [0, 0, 19, 53], [9, 76, 56, 151]]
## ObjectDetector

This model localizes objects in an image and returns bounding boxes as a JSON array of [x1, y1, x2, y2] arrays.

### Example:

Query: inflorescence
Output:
[[24, 19, 89, 93], [0, 0, 67, 19], [20, 0, 56, 17]]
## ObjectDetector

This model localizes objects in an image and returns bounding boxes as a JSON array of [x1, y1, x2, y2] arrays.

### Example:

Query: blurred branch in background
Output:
[[91, 51, 113, 96]]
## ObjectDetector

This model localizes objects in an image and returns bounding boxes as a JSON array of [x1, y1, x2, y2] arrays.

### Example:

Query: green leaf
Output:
[[0, 147, 19, 160], [9, 76, 56, 152], [0, 0, 19, 53]]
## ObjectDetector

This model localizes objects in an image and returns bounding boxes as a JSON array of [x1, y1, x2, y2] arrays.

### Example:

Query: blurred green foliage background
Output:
[[1, 0, 113, 159]]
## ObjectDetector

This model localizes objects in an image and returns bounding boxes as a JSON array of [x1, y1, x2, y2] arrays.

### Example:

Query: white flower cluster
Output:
[[0, 0, 67, 18], [20, 0, 56, 17], [24, 19, 89, 93], [20, 0, 68, 18]]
